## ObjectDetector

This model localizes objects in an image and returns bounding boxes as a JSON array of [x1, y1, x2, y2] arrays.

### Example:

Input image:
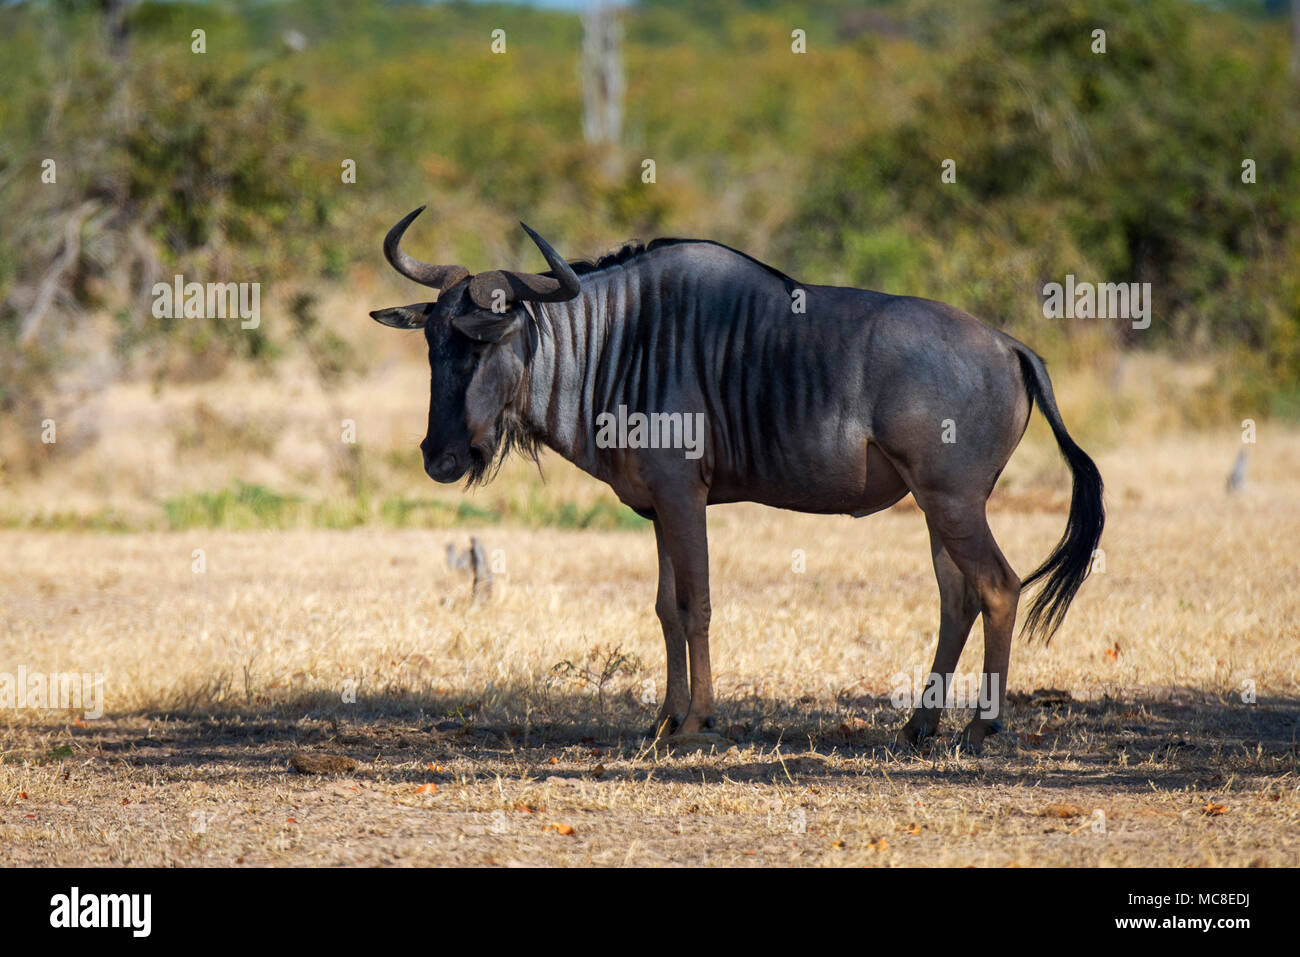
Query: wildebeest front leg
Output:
[[896, 525, 980, 748], [652, 490, 715, 735], [650, 517, 691, 738]]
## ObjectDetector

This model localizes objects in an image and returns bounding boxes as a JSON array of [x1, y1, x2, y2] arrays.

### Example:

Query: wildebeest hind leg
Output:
[[913, 494, 1020, 755], [896, 523, 980, 748]]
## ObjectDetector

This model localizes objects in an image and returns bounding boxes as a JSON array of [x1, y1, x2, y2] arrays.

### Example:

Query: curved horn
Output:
[[383, 206, 471, 289], [468, 223, 581, 308]]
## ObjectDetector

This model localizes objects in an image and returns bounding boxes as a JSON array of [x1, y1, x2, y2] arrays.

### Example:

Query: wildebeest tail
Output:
[[1011, 344, 1105, 643]]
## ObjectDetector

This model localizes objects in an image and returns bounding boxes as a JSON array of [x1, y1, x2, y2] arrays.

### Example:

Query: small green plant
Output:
[[550, 643, 642, 714]]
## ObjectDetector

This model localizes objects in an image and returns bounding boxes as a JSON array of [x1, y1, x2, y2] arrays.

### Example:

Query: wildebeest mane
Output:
[[558, 238, 799, 290], [478, 237, 800, 486]]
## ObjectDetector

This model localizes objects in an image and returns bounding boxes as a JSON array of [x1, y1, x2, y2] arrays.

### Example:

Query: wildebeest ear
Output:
[[369, 304, 428, 329], [451, 309, 523, 343]]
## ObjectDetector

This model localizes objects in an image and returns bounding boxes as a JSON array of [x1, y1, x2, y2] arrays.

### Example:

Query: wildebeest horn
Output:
[[468, 222, 581, 308], [383, 206, 471, 290]]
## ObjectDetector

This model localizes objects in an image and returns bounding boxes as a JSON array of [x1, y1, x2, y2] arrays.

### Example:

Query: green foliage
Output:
[[156, 482, 647, 531], [0, 1, 341, 399], [163, 482, 305, 530], [378, 496, 503, 528], [125, 67, 330, 269], [794, 0, 1300, 404]]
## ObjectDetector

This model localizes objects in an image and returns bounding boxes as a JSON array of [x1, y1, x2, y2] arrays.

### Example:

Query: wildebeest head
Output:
[[369, 207, 579, 485]]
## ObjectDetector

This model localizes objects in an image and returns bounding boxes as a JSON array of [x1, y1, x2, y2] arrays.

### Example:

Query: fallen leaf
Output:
[[1203, 802, 1227, 816], [591, 763, 606, 779], [868, 837, 889, 851], [1039, 803, 1084, 819], [547, 823, 576, 836], [837, 716, 871, 738], [1105, 642, 1121, 661], [831, 840, 845, 849], [414, 783, 438, 795], [18, 792, 28, 800], [513, 801, 537, 814], [426, 763, 443, 772], [902, 822, 921, 835]]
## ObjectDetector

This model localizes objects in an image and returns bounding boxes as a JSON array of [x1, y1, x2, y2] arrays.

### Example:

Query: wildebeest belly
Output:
[[706, 435, 908, 516]]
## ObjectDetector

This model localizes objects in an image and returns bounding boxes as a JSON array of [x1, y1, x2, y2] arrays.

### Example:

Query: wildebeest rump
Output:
[[370, 207, 1104, 752]]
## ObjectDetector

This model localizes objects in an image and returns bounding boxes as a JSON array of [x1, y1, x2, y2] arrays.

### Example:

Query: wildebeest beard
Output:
[[464, 409, 543, 488]]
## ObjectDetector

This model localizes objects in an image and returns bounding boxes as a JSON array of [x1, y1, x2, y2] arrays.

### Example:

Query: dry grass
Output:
[[1, 420, 1298, 866]]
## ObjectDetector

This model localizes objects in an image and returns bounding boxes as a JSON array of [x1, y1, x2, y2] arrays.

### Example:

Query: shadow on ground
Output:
[[4, 686, 1297, 793]]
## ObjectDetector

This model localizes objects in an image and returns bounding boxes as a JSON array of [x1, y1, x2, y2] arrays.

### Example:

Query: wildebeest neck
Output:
[[516, 261, 643, 479], [513, 241, 801, 490]]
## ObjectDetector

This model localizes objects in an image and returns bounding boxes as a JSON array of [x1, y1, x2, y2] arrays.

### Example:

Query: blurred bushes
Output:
[[0, 1, 348, 472], [794, 0, 1300, 411]]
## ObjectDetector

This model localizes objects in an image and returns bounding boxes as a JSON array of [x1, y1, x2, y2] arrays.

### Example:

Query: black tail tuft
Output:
[[1013, 347, 1105, 643]]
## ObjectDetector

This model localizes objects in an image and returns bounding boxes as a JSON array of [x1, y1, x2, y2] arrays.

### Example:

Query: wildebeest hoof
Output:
[[894, 717, 938, 750], [660, 731, 734, 755], [956, 719, 1003, 755], [648, 709, 685, 741], [675, 712, 718, 736]]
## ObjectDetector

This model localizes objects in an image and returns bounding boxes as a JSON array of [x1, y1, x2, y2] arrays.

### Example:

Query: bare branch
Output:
[[17, 200, 101, 348]]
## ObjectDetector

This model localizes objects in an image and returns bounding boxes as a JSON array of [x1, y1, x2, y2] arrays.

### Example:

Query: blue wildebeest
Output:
[[370, 207, 1104, 752]]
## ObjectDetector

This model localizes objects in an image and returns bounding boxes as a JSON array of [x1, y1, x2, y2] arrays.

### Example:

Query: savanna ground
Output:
[[1, 350, 1298, 867]]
